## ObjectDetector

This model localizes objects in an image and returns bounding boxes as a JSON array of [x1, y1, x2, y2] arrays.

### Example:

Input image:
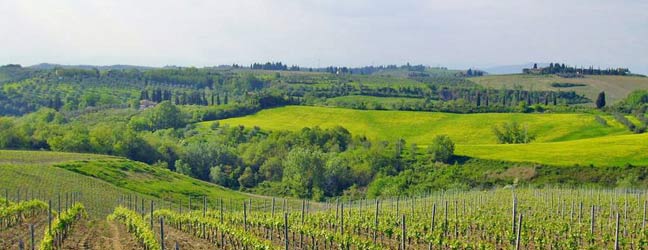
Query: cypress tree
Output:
[[596, 91, 606, 109]]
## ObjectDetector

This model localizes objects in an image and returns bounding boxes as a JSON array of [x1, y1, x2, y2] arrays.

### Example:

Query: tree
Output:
[[238, 167, 256, 188], [282, 147, 326, 199], [596, 91, 606, 109], [180, 142, 235, 180], [175, 159, 192, 176], [132, 101, 186, 131], [323, 155, 353, 196], [259, 157, 283, 181], [492, 121, 535, 144], [427, 135, 455, 163]]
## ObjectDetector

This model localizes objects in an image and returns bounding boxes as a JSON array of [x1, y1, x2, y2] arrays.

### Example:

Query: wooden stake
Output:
[[615, 212, 620, 250], [160, 217, 165, 250]]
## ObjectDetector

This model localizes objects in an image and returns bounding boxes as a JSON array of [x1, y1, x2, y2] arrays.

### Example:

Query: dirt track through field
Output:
[[61, 219, 139, 250], [0, 214, 47, 250], [152, 221, 215, 250]]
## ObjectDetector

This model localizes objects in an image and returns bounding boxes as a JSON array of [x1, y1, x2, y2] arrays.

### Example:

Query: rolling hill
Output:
[[469, 74, 648, 104], [206, 105, 646, 167], [0, 150, 292, 217]]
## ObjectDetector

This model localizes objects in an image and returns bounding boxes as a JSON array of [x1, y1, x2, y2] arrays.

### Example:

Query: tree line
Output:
[[524, 62, 630, 76]]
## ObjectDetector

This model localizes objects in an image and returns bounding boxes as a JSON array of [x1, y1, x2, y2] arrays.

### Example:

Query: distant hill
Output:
[[483, 63, 549, 75], [470, 74, 648, 104], [28, 63, 155, 71]]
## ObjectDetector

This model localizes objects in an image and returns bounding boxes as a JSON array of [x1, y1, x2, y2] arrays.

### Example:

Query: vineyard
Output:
[[3, 188, 648, 249]]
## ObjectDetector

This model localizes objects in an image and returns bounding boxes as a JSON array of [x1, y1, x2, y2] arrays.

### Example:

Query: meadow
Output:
[[457, 133, 648, 166], [470, 74, 648, 104], [207, 105, 646, 167]]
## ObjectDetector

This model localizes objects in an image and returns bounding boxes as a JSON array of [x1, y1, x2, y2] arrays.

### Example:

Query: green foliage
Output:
[[596, 91, 606, 109], [238, 166, 256, 188], [153, 209, 277, 250], [108, 206, 160, 250], [0, 199, 49, 227], [550, 82, 587, 88], [41, 203, 86, 250], [129, 101, 186, 131], [282, 147, 327, 199], [427, 135, 455, 163], [178, 141, 236, 180], [616, 90, 648, 113], [54, 158, 256, 204], [492, 121, 535, 144]]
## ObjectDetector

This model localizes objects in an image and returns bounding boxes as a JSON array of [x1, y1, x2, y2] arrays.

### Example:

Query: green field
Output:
[[0, 151, 157, 217], [0, 150, 300, 217], [206, 106, 645, 166], [208, 106, 628, 144], [457, 133, 648, 166], [470, 74, 648, 104], [0, 150, 114, 165]]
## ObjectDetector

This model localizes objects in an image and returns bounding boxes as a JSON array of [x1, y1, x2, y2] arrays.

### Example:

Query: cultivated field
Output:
[[457, 133, 648, 166], [0, 150, 303, 217], [208, 106, 645, 167], [470, 74, 648, 104]]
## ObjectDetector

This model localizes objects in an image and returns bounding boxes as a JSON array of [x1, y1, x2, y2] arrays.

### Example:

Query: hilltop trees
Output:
[[524, 62, 630, 76], [596, 91, 606, 109]]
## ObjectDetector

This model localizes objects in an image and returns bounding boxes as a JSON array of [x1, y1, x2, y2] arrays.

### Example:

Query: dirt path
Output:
[[109, 220, 125, 250], [61, 219, 140, 250], [0, 214, 47, 250], [152, 221, 215, 250]]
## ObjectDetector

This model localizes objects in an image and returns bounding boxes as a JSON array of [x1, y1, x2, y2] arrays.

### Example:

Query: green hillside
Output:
[[206, 106, 645, 166], [0, 150, 289, 216], [469, 74, 648, 104], [207, 106, 628, 145], [457, 133, 648, 167]]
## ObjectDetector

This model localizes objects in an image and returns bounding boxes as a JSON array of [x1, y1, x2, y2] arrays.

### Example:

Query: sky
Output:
[[1, 0, 647, 74]]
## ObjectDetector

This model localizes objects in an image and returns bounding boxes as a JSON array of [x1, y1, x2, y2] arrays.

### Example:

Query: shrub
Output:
[[492, 121, 535, 144], [427, 135, 455, 163]]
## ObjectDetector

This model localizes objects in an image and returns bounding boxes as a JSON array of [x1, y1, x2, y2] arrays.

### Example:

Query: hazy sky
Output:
[[1, 0, 647, 73]]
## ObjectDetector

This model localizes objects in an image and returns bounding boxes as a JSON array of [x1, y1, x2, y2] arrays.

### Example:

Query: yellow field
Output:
[[205, 106, 646, 166], [206, 106, 628, 145], [457, 133, 648, 166]]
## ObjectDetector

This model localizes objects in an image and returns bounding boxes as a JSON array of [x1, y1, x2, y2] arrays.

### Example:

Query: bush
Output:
[[427, 135, 455, 163], [492, 121, 535, 144]]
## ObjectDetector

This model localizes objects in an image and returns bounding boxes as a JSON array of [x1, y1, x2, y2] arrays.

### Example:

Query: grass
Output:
[[469, 74, 648, 104], [203, 106, 646, 167], [0, 150, 306, 216], [55, 158, 255, 205], [456, 133, 648, 167], [322, 95, 427, 109], [0, 161, 157, 218], [206, 106, 628, 145], [0, 150, 114, 165]]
